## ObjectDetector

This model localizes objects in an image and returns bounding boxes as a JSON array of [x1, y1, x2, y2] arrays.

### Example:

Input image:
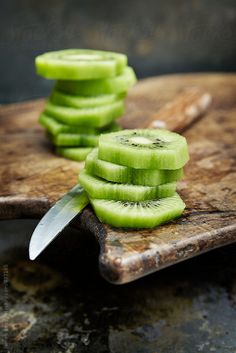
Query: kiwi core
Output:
[[129, 136, 153, 145]]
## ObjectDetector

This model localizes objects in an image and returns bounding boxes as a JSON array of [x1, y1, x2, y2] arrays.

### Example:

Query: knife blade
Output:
[[29, 184, 89, 260]]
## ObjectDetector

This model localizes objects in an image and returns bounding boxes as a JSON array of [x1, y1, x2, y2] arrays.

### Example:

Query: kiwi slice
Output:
[[51, 133, 98, 147], [56, 147, 93, 161], [86, 149, 183, 186], [50, 90, 123, 109], [44, 100, 124, 128], [79, 169, 176, 201], [90, 193, 185, 228], [39, 113, 121, 136], [35, 49, 127, 80], [56, 67, 137, 96], [39, 113, 97, 135], [98, 129, 189, 169]]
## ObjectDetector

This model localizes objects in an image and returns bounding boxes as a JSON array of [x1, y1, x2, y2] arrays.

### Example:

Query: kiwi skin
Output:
[[90, 193, 186, 228], [98, 129, 189, 170]]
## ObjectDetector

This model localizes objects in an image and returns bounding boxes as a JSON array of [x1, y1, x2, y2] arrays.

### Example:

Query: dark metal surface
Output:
[[1, 0, 236, 103], [0, 220, 236, 352]]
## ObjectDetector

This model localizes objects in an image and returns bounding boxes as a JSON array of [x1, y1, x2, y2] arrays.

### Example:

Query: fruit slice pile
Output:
[[35, 49, 137, 161], [79, 129, 189, 228]]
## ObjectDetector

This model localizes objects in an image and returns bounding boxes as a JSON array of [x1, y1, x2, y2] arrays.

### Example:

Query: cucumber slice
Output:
[[90, 193, 185, 228], [98, 129, 189, 169], [51, 133, 98, 147], [44, 100, 124, 128], [56, 67, 137, 96], [50, 90, 123, 109], [36, 49, 127, 80], [79, 169, 176, 201], [56, 147, 93, 161], [86, 149, 183, 186]]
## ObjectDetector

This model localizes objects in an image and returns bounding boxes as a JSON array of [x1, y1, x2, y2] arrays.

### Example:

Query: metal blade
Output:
[[29, 184, 89, 260]]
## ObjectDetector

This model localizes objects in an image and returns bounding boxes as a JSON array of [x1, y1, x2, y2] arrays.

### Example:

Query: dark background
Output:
[[0, 0, 236, 103]]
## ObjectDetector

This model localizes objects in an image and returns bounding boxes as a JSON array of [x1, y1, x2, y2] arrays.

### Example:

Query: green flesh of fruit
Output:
[[39, 113, 121, 136], [50, 90, 124, 109], [56, 147, 93, 161], [98, 129, 189, 169], [35, 49, 127, 80], [90, 193, 185, 228], [44, 100, 124, 128], [39, 113, 96, 135], [86, 149, 183, 186], [56, 67, 137, 96], [50, 133, 98, 147], [79, 169, 176, 201]]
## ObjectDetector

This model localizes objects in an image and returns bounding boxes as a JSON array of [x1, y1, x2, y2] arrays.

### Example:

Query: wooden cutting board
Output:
[[0, 73, 236, 284]]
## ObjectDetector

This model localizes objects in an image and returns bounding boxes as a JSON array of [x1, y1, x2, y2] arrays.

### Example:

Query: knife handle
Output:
[[147, 87, 212, 132]]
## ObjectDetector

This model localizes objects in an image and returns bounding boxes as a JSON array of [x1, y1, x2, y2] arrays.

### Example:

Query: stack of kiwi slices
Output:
[[79, 129, 189, 228], [35, 49, 137, 161]]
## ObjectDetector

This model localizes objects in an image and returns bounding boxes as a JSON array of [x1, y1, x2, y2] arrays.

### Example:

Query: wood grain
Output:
[[0, 73, 236, 284]]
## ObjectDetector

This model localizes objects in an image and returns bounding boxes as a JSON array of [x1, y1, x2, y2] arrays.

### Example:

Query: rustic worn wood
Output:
[[0, 74, 236, 284]]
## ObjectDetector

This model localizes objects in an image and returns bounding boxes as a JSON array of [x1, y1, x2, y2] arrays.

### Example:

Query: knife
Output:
[[29, 184, 89, 260]]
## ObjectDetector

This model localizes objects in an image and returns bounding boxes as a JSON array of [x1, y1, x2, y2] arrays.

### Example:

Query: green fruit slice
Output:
[[56, 67, 137, 96], [90, 193, 185, 228], [50, 90, 123, 109], [36, 49, 127, 80], [86, 149, 183, 186], [56, 147, 93, 161], [39, 113, 97, 135], [39, 113, 121, 136], [79, 169, 176, 201], [98, 129, 189, 169], [51, 133, 98, 147], [44, 100, 124, 128]]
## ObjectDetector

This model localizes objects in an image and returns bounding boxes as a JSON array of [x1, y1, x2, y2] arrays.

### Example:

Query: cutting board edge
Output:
[[98, 223, 236, 284]]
